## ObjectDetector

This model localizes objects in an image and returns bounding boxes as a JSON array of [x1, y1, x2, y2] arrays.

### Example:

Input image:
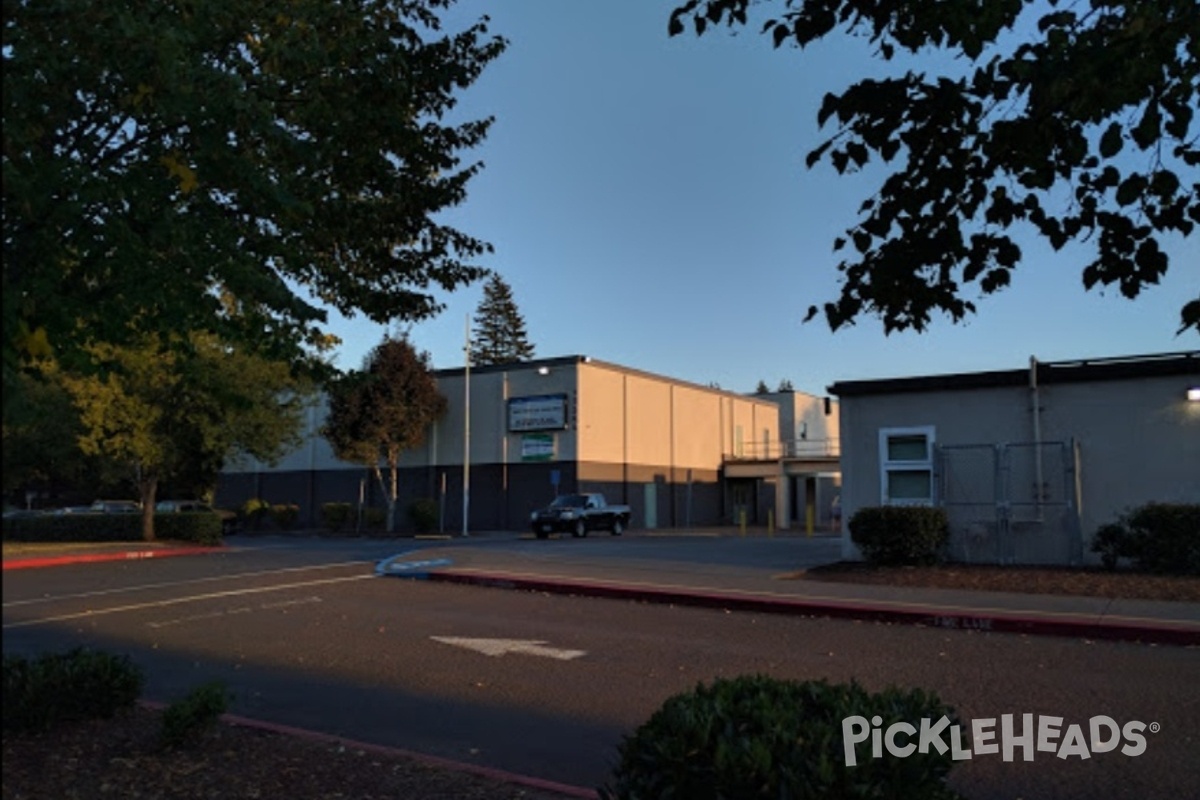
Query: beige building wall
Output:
[[576, 361, 778, 470]]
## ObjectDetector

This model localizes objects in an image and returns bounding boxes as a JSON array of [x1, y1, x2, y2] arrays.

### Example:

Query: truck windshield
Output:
[[550, 494, 588, 508]]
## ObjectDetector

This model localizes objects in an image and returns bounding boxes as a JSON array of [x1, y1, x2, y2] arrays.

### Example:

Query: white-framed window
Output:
[[878, 426, 936, 505]]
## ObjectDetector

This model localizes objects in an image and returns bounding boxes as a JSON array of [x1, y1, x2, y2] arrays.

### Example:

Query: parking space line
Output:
[[3, 574, 375, 630], [2, 561, 372, 609]]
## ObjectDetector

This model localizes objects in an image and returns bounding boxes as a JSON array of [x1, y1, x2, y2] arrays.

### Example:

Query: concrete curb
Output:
[[138, 700, 598, 799], [424, 569, 1200, 647], [2, 546, 225, 571]]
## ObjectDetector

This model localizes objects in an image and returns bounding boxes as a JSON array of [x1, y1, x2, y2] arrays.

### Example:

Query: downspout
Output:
[[1030, 355, 1043, 522]]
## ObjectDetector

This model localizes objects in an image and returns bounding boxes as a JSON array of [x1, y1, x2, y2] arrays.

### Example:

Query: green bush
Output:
[[321, 502, 354, 533], [154, 512, 223, 546], [409, 498, 438, 534], [3, 648, 145, 733], [161, 681, 230, 748], [849, 506, 950, 566], [1091, 503, 1200, 575], [1, 513, 221, 545], [241, 498, 270, 531], [600, 674, 962, 800], [362, 507, 387, 530], [270, 503, 301, 531]]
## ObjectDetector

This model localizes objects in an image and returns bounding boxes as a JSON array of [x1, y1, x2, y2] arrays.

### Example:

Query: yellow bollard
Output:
[[768, 509, 774, 537], [739, 508, 747, 537], [806, 505, 814, 538]]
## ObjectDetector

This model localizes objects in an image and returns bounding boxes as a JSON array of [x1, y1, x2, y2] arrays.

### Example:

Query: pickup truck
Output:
[[530, 493, 631, 539]]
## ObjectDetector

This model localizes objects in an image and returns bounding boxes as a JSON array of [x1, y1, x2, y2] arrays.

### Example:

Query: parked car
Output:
[[156, 500, 239, 535], [530, 492, 631, 539], [90, 500, 140, 514]]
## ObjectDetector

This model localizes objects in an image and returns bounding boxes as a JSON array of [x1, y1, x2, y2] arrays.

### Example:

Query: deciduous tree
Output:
[[321, 336, 447, 533], [470, 275, 536, 366], [669, 0, 1199, 334], [49, 333, 312, 540], [4, 0, 507, 400]]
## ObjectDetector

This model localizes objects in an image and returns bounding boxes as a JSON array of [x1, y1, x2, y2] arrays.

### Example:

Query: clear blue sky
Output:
[[325, 0, 1199, 397]]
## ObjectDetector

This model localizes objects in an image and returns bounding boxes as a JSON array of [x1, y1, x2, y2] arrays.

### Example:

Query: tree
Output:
[[669, 1, 1200, 335], [470, 274, 536, 366], [777, 379, 794, 392], [49, 333, 312, 540], [754, 379, 771, 394], [321, 336, 447, 533], [3, 1, 507, 401]]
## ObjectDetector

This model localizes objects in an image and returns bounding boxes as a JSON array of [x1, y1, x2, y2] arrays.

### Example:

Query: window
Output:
[[878, 426, 935, 505]]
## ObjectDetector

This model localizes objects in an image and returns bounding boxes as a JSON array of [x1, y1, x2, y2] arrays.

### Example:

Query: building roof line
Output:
[[827, 351, 1198, 397]]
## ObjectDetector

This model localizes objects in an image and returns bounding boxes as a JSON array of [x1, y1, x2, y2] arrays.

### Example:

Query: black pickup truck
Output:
[[530, 493, 632, 539]]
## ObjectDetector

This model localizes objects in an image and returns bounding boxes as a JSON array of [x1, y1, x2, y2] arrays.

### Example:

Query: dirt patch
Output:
[[793, 562, 1200, 603], [0, 705, 584, 800]]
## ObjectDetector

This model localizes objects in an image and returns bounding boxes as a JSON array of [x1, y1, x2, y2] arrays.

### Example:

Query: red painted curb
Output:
[[2, 546, 225, 570], [426, 570, 1200, 647], [138, 700, 598, 798]]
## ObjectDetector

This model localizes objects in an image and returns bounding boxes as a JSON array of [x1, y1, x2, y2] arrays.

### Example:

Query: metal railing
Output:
[[724, 438, 840, 461]]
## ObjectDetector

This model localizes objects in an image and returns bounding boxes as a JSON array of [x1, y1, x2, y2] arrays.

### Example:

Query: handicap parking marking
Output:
[[375, 553, 454, 578]]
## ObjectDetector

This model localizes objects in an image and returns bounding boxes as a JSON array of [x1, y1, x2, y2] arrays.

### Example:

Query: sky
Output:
[[323, 0, 1198, 398]]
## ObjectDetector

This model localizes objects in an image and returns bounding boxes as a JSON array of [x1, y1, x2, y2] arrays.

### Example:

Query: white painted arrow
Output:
[[430, 636, 587, 661]]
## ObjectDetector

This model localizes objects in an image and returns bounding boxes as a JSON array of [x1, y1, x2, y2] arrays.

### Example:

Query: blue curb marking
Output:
[[375, 553, 453, 578]]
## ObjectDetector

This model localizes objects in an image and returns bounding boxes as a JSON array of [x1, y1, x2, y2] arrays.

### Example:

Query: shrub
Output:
[[321, 502, 354, 533], [362, 507, 387, 530], [849, 506, 950, 566], [161, 681, 230, 748], [409, 498, 438, 534], [154, 512, 223, 546], [1092, 503, 1200, 575], [1091, 522, 1133, 571], [600, 674, 963, 800], [269, 503, 301, 530], [1, 513, 220, 545], [3, 648, 144, 733], [241, 498, 270, 531]]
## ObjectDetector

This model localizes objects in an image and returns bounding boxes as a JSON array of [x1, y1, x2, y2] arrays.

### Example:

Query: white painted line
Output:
[[2, 561, 372, 609], [3, 575, 374, 630], [431, 636, 587, 661], [147, 596, 323, 629]]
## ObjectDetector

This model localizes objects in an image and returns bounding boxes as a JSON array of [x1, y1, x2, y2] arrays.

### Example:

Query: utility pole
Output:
[[462, 314, 471, 537]]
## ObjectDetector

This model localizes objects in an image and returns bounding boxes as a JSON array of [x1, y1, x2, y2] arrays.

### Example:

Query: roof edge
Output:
[[828, 351, 1199, 397]]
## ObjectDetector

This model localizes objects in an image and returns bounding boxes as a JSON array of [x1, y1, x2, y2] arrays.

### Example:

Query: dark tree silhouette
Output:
[[470, 275, 536, 366]]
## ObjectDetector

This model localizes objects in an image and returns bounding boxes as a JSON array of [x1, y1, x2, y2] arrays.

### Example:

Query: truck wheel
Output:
[[611, 519, 624, 536], [573, 519, 587, 538], [535, 529, 549, 540]]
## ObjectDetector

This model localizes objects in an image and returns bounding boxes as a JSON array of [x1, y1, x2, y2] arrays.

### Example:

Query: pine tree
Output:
[[754, 380, 770, 394], [470, 275, 535, 366]]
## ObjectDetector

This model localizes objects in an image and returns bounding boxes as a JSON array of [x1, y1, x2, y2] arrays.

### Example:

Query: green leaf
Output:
[[1098, 123, 1123, 159]]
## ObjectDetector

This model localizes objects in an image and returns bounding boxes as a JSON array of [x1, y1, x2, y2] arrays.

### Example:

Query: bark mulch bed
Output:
[[1, 705, 586, 800], [795, 562, 1200, 603]]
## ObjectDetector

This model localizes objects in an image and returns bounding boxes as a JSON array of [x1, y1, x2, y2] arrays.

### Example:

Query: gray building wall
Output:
[[834, 360, 1199, 564]]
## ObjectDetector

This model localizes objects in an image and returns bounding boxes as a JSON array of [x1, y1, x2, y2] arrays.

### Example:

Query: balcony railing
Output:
[[724, 438, 840, 461]]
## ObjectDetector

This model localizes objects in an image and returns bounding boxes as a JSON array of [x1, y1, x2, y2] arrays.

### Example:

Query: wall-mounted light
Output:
[[1188, 386, 1200, 402], [537, 366, 550, 376]]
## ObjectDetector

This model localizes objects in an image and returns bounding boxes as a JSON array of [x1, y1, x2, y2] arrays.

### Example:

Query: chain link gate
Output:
[[936, 439, 1083, 565]]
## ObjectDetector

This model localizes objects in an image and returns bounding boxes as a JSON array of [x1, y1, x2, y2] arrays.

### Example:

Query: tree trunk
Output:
[[386, 453, 400, 534], [138, 474, 158, 542]]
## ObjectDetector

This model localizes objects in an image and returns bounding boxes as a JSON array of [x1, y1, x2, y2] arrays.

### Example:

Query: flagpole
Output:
[[462, 314, 471, 537]]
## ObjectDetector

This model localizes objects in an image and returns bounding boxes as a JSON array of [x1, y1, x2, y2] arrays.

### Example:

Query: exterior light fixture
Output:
[[1188, 387, 1200, 402], [537, 366, 550, 375]]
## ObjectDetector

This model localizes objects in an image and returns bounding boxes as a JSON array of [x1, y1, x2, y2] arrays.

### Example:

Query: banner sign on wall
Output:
[[521, 433, 556, 461], [508, 394, 568, 432]]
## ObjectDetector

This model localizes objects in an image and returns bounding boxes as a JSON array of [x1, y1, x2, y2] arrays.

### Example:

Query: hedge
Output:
[[2, 512, 222, 546]]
